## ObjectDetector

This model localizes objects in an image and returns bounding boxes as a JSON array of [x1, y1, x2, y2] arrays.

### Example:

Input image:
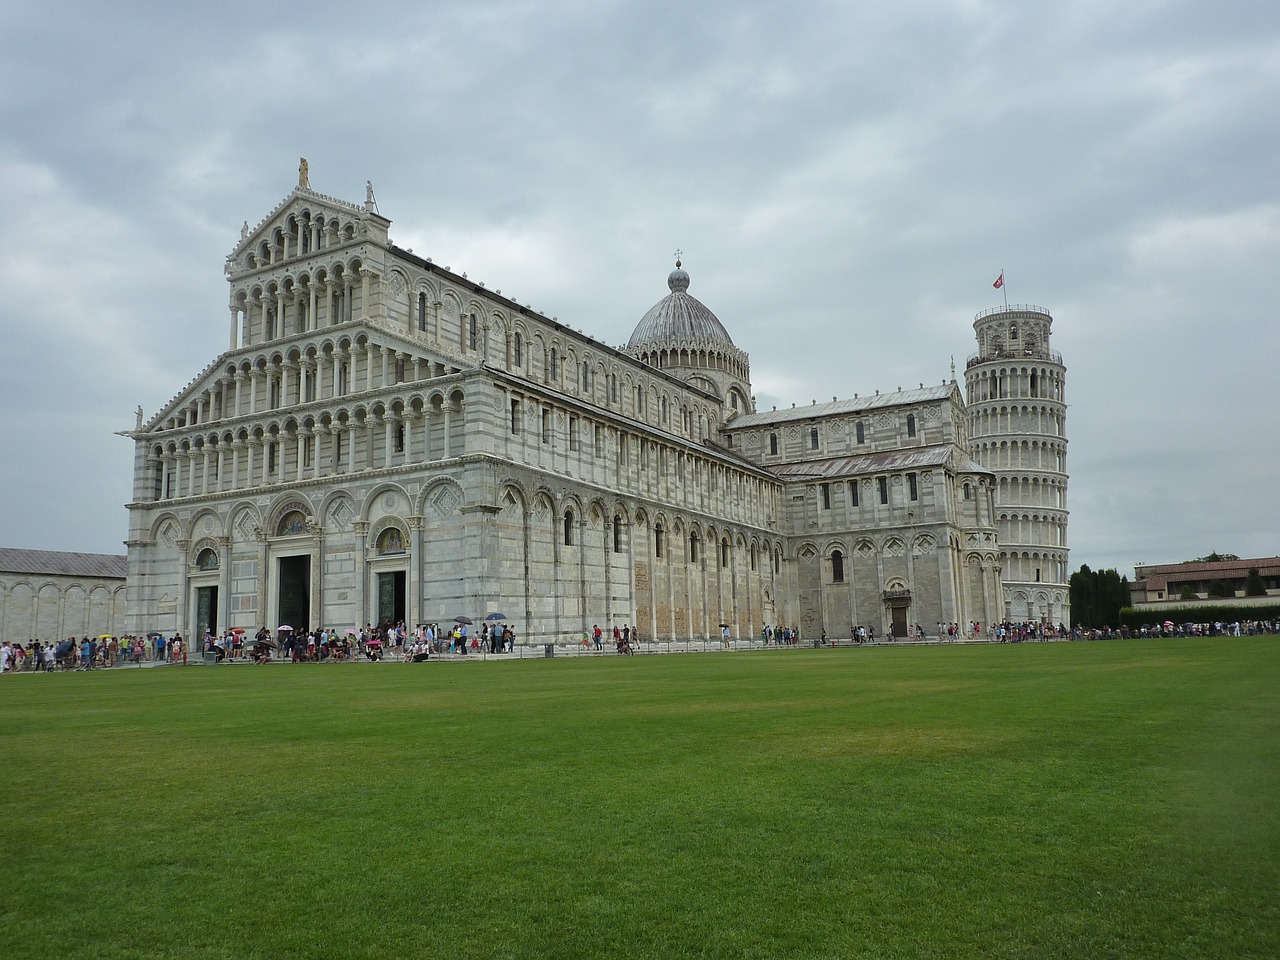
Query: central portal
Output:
[[377, 571, 406, 628], [890, 604, 908, 638], [278, 555, 311, 633]]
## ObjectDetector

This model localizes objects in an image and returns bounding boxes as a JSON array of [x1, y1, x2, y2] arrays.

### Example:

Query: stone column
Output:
[[218, 536, 232, 633], [229, 305, 239, 351], [231, 441, 243, 492], [309, 518, 324, 631], [328, 425, 341, 474], [354, 521, 369, 629], [408, 516, 424, 628], [144, 456, 160, 502], [176, 539, 191, 644], [295, 429, 307, 480], [255, 527, 269, 633], [245, 441, 257, 490], [359, 270, 371, 322]]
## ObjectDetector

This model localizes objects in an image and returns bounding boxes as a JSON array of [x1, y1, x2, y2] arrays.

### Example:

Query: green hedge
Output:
[[1120, 604, 1280, 629]]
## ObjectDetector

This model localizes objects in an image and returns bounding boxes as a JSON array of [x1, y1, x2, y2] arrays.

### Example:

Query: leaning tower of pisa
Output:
[[964, 305, 1070, 625]]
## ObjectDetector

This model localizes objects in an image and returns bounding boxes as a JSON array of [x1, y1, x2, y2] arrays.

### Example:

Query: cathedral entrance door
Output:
[[278, 555, 311, 634], [196, 586, 218, 638], [890, 605, 908, 639], [377, 571, 406, 627]]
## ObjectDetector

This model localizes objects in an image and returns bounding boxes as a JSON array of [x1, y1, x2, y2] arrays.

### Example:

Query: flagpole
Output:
[[1001, 267, 1008, 310]]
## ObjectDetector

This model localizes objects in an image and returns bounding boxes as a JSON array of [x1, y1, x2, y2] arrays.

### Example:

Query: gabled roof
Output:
[[229, 185, 376, 258], [728, 383, 959, 429], [0, 548, 127, 580]]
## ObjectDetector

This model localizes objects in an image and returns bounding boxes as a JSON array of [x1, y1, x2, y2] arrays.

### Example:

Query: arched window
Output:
[[564, 510, 574, 546], [468, 313, 478, 351], [654, 523, 664, 559], [377, 528, 405, 555], [550, 347, 558, 379], [832, 550, 844, 583], [769, 433, 778, 456], [689, 534, 699, 563], [613, 515, 623, 553], [721, 538, 730, 567], [907, 414, 916, 438], [196, 547, 219, 571], [856, 421, 866, 444], [513, 332, 523, 367], [810, 427, 819, 450], [964, 482, 973, 500], [417, 293, 427, 331]]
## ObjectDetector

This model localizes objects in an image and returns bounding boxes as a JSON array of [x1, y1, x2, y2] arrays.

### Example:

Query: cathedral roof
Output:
[[768, 446, 991, 480], [0, 547, 127, 579], [726, 384, 957, 429], [627, 263, 736, 349]]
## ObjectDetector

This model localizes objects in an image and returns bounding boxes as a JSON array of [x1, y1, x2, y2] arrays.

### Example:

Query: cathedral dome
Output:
[[627, 262, 735, 349]]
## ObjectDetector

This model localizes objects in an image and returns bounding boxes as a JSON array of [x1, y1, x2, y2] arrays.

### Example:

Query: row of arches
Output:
[[241, 208, 361, 270], [968, 404, 1066, 439], [634, 342, 750, 383], [232, 256, 372, 346], [966, 362, 1064, 403], [1001, 550, 1069, 586], [157, 333, 464, 432], [972, 439, 1067, 473], [994, 475, 1068, 509], [146, 387, 468, 501], [997, 512, 1068, 548], [0, 579, 127, 642]]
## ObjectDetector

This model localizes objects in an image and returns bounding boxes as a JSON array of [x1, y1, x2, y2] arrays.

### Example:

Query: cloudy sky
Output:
[[2, 0, 1277, 577]]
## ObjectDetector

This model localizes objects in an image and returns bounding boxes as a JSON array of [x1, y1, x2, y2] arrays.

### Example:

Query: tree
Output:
[[1069, 565, 1131, 627], [1208, 579, 1235, 599], [1245, 568, 1267, 597]]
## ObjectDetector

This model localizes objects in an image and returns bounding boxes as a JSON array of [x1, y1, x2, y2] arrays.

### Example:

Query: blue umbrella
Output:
[[484, 613, 508, 621]]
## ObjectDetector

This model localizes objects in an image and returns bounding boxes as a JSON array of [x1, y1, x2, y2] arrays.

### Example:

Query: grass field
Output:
[[2, 637, 1277, 959]]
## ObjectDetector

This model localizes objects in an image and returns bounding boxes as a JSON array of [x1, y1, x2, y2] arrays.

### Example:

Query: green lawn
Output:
[[2, 638, 1277, 959]]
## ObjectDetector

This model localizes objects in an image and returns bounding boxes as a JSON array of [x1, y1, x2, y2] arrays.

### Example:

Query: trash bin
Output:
[[544, 644, 555, 658], [814, 639, 821, 648], [202, 651, 218, 665]]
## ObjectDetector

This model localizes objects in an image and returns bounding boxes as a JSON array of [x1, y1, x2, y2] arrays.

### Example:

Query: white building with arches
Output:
[[122, 168, 1065, 644]]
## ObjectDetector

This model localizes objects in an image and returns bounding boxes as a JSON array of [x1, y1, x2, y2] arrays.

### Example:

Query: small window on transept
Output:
[[196, 548, 219, 571]]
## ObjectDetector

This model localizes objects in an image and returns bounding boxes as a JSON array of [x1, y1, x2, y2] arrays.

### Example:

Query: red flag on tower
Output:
[[993, 272, 1004, 290]]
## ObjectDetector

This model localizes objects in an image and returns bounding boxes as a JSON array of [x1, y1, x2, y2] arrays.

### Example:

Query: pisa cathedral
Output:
[[122, 168, 1069, 645]]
